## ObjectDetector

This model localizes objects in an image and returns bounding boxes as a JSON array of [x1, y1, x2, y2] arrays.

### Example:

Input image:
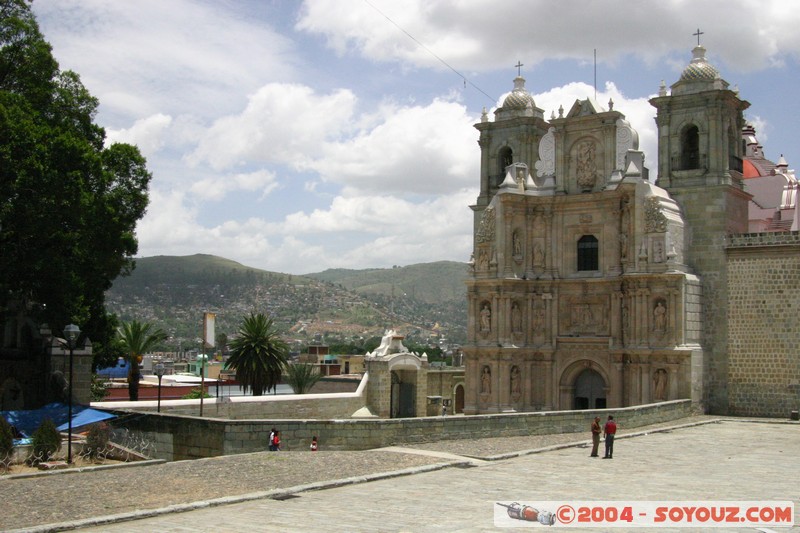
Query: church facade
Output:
[[463, 43, 800, 416]]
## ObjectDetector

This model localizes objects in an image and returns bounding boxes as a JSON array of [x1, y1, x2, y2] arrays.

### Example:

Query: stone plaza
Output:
[[5, 417, 798, 532]]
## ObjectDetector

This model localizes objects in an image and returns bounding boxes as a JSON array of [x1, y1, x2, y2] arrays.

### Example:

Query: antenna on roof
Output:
[[593, 49, 597, 101]]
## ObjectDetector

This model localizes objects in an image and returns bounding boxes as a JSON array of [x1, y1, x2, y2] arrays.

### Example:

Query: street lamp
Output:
[[63, 323, 80, 464], [155, 362, 165, 413]]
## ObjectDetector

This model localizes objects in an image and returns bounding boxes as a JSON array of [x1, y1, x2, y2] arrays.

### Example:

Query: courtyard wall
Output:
[[726, 232, 800, 417], [107, 399, 691, 461]]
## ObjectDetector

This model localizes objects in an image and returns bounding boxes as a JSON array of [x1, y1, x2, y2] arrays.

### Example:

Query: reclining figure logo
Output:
[[497, 502, 556, 525]]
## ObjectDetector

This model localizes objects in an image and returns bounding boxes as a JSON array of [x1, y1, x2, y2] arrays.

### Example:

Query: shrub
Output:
[[182, 387, 211, 399], [90, 373, 109, 402], [84, 422, 111, 461], [28, 418, 61, 465], [0, 417, 14, 470]]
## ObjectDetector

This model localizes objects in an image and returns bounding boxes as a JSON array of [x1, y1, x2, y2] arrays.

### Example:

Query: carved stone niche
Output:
[[570, 138, 604, 192]]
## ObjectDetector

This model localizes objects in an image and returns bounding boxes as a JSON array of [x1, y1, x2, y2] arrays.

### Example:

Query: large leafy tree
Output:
[[118, 320, 167, 401], [226, 313, 288, 396], [0, 0, 152, 367]]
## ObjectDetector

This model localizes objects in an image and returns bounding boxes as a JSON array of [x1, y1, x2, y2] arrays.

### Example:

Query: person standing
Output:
[[272, 430, 281, 451], [590, 416, 601, 457], [603, 415, 617, 459], [268, 427, 276, 451], [310, 436, 318, 452]]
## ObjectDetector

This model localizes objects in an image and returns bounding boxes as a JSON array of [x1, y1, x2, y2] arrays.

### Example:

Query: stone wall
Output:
[[726, 232, 800, 416], [108, 399, 692, 461], [96, 375, 368, 420]]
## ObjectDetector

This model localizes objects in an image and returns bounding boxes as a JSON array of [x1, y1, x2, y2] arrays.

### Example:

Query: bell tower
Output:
[[473, 69, 550, 208], [649, 37, 752, 414]]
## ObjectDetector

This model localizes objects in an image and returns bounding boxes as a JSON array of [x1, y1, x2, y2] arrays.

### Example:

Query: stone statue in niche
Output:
[[512, 230, 523, 260], [533, 242, 544, 268], [653, 301, 667, 332], [511, 302, 522, 333], [532, 305, 545, 332], [480, 303, 492, 332], [653, 240, 664, 263], [510, 366, 521, 401], [477, 249, 489, 271], [481, 366, 491, 395], [653, 368, 668, 401], [576, 141, 598, 190]]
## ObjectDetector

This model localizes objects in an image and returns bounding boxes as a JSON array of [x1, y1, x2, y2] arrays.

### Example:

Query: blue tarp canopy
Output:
[[0, 403, 116, 438], [96, 357, 130, 379]]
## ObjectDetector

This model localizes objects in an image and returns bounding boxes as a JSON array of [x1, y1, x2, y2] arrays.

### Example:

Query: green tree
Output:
[[28, 418, 60, 465], [284, 363, 323, 394], [90, 373, 108, 402], [226, 313, 287, 396], [118, 320, 167, 401], [0, 1, 153, 365], [0, 416, 13, 469]]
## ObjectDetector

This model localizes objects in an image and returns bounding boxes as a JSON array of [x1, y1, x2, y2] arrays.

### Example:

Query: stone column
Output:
[[543, 292, 554, 347], [463, 357, 478, 415], [499, 358, 511, 411], [503, 207, 514, 277], [544, 208, 556, 279], [525, 207, 535, 278], [543, 358, 554, 410], [490, 359, 500, 413]]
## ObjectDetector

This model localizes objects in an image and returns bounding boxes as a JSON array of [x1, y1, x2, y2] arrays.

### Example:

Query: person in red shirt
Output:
[[603, 415, 617, 459]]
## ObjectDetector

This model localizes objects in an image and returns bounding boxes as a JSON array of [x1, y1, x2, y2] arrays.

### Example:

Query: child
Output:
[[272, 430, 281, 451], [310, 436, 318, 452], [268, 427, 276, 451]]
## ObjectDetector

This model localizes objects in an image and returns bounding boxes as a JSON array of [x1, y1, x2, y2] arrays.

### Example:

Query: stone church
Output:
[[463, 42, 800, 417]]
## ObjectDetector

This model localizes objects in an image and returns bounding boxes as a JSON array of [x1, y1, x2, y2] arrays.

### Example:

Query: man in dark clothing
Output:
[[590, 416, 601, 457], [603, 415, 617, 458]]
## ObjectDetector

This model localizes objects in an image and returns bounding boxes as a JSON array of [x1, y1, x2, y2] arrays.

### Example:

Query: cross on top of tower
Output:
[[693, 28, 704, 46], [515, 61, 524, 76]]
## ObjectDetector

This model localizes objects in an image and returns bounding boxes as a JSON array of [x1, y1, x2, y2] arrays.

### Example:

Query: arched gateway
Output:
[[573, 368, 606, 409]]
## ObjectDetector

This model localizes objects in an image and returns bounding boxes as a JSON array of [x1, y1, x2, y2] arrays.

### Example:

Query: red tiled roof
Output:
[[742, 159, 760, 178], [742, 157, 778, 179]]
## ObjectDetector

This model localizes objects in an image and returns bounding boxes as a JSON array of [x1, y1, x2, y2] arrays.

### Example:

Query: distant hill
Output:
[[106, 255, 468, 351], [305, 261, 467, 304]]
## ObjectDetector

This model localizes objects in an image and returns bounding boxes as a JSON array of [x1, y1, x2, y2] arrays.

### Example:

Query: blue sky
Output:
[[32, 0, 800, 274]]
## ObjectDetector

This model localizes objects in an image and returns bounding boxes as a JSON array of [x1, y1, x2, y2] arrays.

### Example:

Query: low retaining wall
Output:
[[109, 399, 692, 461]]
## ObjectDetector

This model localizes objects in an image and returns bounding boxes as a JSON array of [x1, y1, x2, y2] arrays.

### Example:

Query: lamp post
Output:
[[155, 362, 165, 413], [63, 323, 80, 464]]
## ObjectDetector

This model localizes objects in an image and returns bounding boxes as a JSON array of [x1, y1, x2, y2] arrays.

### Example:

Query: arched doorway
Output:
[[454, 384, 464, 414], [573, 368, 606, 409], [390, 370, 416, 418]]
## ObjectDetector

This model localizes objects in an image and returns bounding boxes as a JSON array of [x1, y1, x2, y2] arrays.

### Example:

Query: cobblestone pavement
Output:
[[5, 416, 798, 532]]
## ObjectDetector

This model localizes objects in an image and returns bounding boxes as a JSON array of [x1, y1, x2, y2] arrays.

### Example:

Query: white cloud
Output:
[[188, 84, 358, 171], [312, 98, 478, 196], [35, 0, 298, 125], [298, 0, 800, 73], [189, 170, 279, 202], [106, 114, 173, 157]]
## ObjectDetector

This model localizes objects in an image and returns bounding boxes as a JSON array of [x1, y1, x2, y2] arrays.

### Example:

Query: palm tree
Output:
[[118, 320, 167, 401], [226, 313, 287, 396], [285, 363, 323, 394]]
